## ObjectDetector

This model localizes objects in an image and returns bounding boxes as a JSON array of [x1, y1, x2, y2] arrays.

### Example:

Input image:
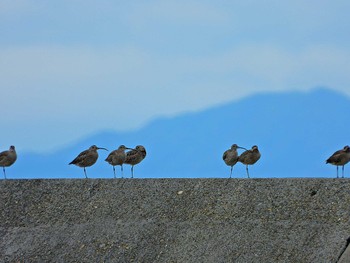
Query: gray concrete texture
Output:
[[0, 178, 350, 262]]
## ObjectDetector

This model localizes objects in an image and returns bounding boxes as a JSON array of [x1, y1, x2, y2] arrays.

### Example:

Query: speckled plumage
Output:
[[326, 145, 350, 178], [105, 145, 131, 178], [223, 144, 246, 178], [69, 145, 108, 178], [238, 145, 261, 178], [124, 145, 146, 178], [0, 145, 17, 179]]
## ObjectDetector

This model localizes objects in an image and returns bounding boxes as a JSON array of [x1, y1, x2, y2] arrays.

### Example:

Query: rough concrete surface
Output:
[[0, 178, 350, 263]]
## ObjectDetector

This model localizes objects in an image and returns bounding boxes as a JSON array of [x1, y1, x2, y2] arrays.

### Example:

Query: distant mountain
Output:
[[11, 88, 350, 179]]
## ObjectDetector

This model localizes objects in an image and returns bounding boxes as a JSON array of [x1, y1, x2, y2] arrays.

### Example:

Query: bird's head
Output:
[[90, 145, 108, 151]]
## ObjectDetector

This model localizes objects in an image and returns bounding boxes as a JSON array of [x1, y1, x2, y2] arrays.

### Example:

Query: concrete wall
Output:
[[1, 178, 349, 262]]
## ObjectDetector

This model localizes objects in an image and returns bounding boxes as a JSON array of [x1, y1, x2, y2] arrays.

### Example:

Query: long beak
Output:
[[237, 146, 248, 151], [97, 147, 108, 151]]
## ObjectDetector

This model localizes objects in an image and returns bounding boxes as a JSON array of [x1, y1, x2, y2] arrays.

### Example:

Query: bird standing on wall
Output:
[[105, 145, 132, 178], [69, 145, 108, 178], [124, 145, 147, 178], [238, 145, 261, 178], [0, 146, 17, 179], [223, 144, 247, 178], [326, 145, 350, 178]]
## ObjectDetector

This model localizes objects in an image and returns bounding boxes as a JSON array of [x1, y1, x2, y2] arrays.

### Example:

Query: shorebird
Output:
[[69, 145, 108, 178], [238, 145, 261, 178], [0, 146, 17, 179], [105, 145, 132, 178], [223, 144, 247, 178], [124, 145, 147, 178], [326, 145, 350, 178]]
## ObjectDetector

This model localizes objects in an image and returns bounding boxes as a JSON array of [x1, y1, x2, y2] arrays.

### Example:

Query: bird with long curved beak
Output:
[[105, 145, 133, 178], [223, 144, 247, 178], [69, 145, 108, 178]]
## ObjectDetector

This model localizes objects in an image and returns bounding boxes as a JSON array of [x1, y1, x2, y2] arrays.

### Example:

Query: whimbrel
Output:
[[69, 145, 108, 178], [238, 145, 261, 178], [124, 145, 147, 178], [0, 146, 17, 179], [326, 145, 350, 178], [223, 144, 247, 178], [105, 145, 132, 178]]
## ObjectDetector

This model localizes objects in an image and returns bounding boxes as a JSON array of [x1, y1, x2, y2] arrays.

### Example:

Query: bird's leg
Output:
[[246, 165, 250, 178], [230, 166, 233, 178], [3, 167, 6, 180], [337, 166, 339, 178], [113, 166, 116, 179], [121, 165, 124, 178], [131, 166, 134, 178], [342, 165, 345, 178], [84, 167, 88, 179]]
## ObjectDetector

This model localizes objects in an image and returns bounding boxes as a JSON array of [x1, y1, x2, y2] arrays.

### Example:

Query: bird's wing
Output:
[[333, 149, 343, 156], [125, 150, 139, 163], [70, 149, 89, 164], [327, 153, 342, 164], [126, 149, 138, 157], [105, 150, 117, 162], [223, 151, 228, 160], [0, 151, 8, 162], [238, 150, 250, 161]]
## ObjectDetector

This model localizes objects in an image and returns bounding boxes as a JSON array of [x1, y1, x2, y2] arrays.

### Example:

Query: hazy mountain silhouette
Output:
[[12, 88, 350, 179]]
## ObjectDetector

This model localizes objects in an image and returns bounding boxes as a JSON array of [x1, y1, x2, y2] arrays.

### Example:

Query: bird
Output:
[[124, 145, 147, 178], [223, 144, 247, 178], [105, 145, 132, 178], [238, 145, 261, 178], [326, 145, 350, 178], [69, 145, 108, 178], [0, 145, 17, 179]]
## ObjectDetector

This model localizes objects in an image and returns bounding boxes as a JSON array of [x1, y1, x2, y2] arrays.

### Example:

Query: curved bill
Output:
[[237, 146, 248, 151], [97, 147, 108, 151]]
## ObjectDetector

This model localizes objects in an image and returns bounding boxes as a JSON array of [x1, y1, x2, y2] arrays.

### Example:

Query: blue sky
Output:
[[1, 0, 350, 153]]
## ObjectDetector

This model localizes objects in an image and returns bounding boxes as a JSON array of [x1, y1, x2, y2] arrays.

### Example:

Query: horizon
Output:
[[6, 87, 350, 155], [2, 87, 349, 179]]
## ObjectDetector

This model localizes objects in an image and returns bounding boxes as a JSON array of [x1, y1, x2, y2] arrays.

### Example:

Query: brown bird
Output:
[[238, 145, 261, 178], [0, 145, 17, 179], [124, 145, 147, 178], [223, 144, 247, 178], [105, 145, 132, 178], [326, 145, 350, 178], [69, 145, 108, 178]]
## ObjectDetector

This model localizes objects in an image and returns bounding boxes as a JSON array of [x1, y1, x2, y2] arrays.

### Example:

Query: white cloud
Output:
[[1, 1, 350, 152], [1, 44, 349, 135]]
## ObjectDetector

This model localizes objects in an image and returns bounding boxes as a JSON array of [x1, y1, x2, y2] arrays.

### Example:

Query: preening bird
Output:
[[238, 145, 261, 178], [124, 145, 147, 178], [326, 145, 350, 178]]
